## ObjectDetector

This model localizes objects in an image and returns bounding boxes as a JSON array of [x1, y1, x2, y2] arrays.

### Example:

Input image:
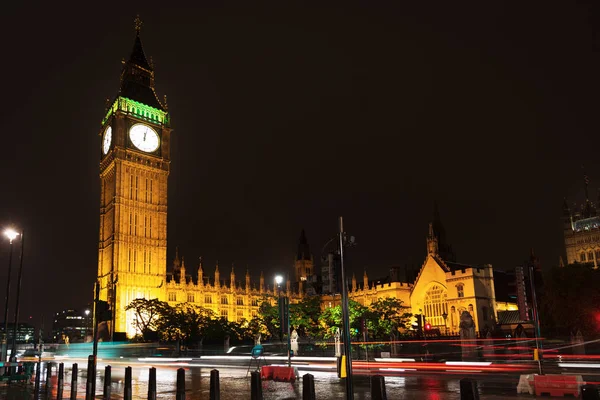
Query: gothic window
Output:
[[149, 179, 153, 203], [237, 297, 243, 306], [135, 176, 139, 200], [143, 251, 147, 274], [129, 175, 133, 199], [581, 253, 586, 262], [134, 214, 138, 235], [145, 178, 149, 202], [468, 304, 474, 317], [128, 248, 132, 272], [456, 284, 464, 298], [144, 216, 147, 237], [251, 311, 257, 318], [149, 217, 152, 239], [220, 310, 228, 318], [129, 213, 133, 235], [221, 296, 228, 305], [168, 292, 176, 302], [423, 284, 448, 327], [237, 310, 244, 322], [205, 295, 212, 304], [187, 294, 194, 303], [589, 252, 594, 262], [133, 250, 137, 272], [148, 251, 151, 274], [252, 299, 259, 307]]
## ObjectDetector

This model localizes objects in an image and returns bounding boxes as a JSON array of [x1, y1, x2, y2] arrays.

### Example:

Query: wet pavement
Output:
[[0, 362, 542, 399]]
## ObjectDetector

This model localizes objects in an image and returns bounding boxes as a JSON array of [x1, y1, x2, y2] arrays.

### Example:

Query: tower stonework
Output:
[[295, 229, 314, 283], [97, 22, 171, 337]]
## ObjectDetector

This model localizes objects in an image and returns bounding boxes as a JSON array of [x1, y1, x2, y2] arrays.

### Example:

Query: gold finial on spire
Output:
[[134, 15, 143, 35]]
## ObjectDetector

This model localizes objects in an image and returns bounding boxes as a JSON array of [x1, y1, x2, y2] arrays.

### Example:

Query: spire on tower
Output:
[[134, 14, 143, 35], [297, 229, 312, 261]]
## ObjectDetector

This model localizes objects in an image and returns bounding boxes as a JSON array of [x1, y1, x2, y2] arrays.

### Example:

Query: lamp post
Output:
[[275, 275, 291, 367], [84, 309, 91, 341], [338, 216, 354, 400], [2, 228, 19, 364], [10, 230, 24, 363]]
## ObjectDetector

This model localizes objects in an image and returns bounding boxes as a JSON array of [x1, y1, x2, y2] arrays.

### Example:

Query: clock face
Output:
[[129, 124, 160, 152], [102, 126, 112, 155]]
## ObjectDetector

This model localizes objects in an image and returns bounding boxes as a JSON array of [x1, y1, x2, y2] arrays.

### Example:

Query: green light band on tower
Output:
[[102, 97, 168, 125]]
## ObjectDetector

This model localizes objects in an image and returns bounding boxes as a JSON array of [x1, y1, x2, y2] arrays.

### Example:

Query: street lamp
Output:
[[9, 230, 24, 363], [2, 229, 19, 364]]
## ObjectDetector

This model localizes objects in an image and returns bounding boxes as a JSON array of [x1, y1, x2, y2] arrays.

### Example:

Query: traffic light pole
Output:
[[339, 216, 353, 400], [92, 280, 99, 358]]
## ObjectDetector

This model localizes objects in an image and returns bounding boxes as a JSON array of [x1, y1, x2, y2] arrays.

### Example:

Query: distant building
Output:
[[0, 323, 35, 344], [563, 195, 600, 267], [322, 207, 518, 335], [52, 309, 92, 343]]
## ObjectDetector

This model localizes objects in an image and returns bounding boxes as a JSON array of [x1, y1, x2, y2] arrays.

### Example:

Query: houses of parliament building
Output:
[[97, 21, 513, 339]]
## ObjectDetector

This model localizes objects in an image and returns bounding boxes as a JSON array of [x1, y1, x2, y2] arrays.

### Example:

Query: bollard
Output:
[[251, 370, 262, 400], [34, 360, 41, 396], [85, 356, 96, 400], [103, 365, 111, 399], [57, 362, 64, 400], [460, 378, 480, 400], [210, 369, 220, 400], [302, 373, 316, 400], [46, 362, 53, 395], [582, 384, 600, 400], [124, 366, 132, 400], [176, 368, 186, 400], [148, 367, 157, 400], [70, 363, 78, 400], [371, 375, 387, 400]]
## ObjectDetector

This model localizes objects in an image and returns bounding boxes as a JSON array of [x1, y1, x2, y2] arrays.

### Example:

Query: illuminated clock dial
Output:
[[102, 126, 112, 155], [129, 124, 160, 152]]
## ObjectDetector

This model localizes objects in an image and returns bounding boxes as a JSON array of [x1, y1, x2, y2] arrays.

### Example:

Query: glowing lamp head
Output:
[[4, 229, 19, 243], [84, 309, 91, 316], [275, 276, 283, 285], [424, 323, 432, 331]]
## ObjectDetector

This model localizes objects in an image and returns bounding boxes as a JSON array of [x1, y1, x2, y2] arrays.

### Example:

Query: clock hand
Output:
[[144, 129, 147, 141]]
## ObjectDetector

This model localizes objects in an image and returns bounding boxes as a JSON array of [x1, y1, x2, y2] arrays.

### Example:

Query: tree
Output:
[[318, 300, 369, 339], [156, 303, 216, 346], [257, 294, 281, 340], [290, 296, 322, 340], [125, 298, 170, 340], [364, 297, 412, 340]]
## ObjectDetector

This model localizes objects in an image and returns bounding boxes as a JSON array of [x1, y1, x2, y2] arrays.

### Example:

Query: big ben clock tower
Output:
[[98, 17, 171, 337]]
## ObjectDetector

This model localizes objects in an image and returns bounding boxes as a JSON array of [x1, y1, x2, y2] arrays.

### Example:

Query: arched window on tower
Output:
[[456, 283, 464, 298], [423, 284, 448, 327]]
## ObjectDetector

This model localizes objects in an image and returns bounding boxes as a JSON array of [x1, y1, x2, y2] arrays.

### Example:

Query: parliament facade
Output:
[[97, 23, 514, 338]]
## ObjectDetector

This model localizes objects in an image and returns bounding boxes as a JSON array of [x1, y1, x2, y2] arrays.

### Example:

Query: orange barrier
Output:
[[534, 374, 582, 397], [260, 366, 296, 382]]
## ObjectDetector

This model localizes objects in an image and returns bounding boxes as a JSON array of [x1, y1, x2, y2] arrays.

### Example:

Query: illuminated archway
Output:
[[423, 284, 448, 327]]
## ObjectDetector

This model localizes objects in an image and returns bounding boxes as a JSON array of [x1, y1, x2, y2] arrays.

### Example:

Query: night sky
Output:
[[0, 2, 598, 328]]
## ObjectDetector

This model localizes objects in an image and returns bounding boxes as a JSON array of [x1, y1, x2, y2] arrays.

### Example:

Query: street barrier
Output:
[[303, 373, 316, 400], [459, 378, 480, 400], [251, 370, 262, 400], [371, 375, 387, 400], [176, 368, 185, 400], [534, 374, 582, 397], [46, 362, 52, 395], [148, 367, 157, 400], [85, 356, 95, 400], [124, 366, 132, 400], [70, 363, 78, 400], [210, 368, 220, 400], [57, 362, 64, 400], [103, 365, 111, 399]]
